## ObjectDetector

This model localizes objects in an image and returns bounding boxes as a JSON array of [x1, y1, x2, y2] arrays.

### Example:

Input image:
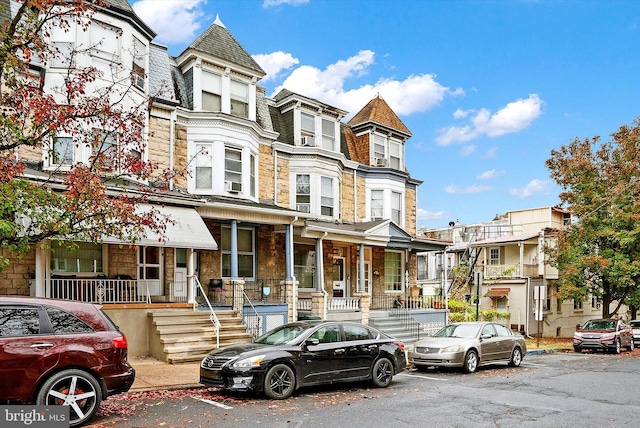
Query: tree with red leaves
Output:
[[546, 119, 640, 318], [0, 0, 179, 271]]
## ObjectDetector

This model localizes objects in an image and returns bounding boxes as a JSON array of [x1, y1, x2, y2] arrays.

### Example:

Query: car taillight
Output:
[[395, 342, 405, 352], [112, 335, 128, 349]]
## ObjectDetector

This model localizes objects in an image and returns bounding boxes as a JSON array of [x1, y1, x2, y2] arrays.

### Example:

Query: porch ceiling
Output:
[[104, 204, 218, 250]]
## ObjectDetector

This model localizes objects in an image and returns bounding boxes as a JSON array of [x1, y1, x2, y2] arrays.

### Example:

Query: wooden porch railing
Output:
[[49, 278, 149, 304]]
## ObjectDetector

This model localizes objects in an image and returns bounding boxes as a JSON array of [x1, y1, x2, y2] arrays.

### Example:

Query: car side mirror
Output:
[[305, 338, 320, 347], [480, 334, 492, 340]]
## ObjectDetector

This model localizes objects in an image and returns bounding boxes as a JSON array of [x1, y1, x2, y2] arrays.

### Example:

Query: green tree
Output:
[[546, 119, 640, 318], [1, 1, 181, 271]]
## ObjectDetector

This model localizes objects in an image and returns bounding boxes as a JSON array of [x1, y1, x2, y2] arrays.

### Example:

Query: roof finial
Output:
[[214, 14, 226, 28]]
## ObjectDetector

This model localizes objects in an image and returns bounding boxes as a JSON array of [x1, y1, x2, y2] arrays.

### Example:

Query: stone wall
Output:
[[405, 186, 417, 235], [258, 144, 275, 202], [275, 153, 290, 207], [341, 170, 356, 223], [355, 175, 366, 222], [174, 123, 188, 189], [0, 247, 34, 295], [107, 245, 137, 278]]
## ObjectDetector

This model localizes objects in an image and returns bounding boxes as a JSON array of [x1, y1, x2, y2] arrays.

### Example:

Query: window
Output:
[[90, 21, 120, 62], [49, 20, 76, 68], [295, 244, 316, 289], [53, 136, 74, 165], [573, 299, 583, 311], [496, 296, 507, 310], [389, 140, 402, 170], [132, 36, 146, 90], [0, 308, 40, 337], [250, 154, 256, 197], [320, 176, 334, 216], [494, 324, 512, 337], [50, 242, 102, 273], [489, 247, 500, 265], [321, 118, 335, 150], [225, 147, 242, 187], [371, 190, 383, 220], [373, 134, 385, 164], [230, 80, 248, 118], [384, 251, 402, 292], [301, 112, 315, 146], [417, 255, 427, 280], [195, 144, 213, 190], [91, 130, 119, 171], [176, 248, 187, 269], [202, 71, 222, 112], [310, 325, 341, 343], [391, 191, 402, 224], [343, 325, 372, 341], [221, 226, 255, 278], [45, 307, 94, 334], [296, 174, 311, 213]]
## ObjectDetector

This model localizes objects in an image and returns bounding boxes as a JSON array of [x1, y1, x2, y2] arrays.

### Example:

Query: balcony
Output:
[[483, 264, 539, 279]]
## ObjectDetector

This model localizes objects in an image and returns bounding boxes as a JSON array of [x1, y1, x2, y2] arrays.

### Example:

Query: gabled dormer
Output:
[[174, 16, 265, 121], [271, 89, 347, 152], [347, 95, 411, 171]]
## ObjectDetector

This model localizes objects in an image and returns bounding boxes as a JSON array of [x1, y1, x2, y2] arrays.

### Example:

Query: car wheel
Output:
[[573, 345, 582, 353], [508, 347, 523, 367], [628, 339, 634, 352], [36, 369, 102, 427], [263, 364, 295, 400], [614, 339, 621, 354], [371, 357, 394, 388], [463, 350, 479, 373]]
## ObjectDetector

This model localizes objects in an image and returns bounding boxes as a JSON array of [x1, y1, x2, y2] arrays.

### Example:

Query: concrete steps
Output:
[[148, 309, 252, 364], [368, 312, 419, 346]]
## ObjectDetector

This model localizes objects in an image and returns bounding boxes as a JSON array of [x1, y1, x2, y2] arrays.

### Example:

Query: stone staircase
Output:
[[368, 311, 419, 346], [148, 309, 252, 364]]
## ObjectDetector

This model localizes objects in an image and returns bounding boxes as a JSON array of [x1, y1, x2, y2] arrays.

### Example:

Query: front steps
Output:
[[148, 309, 252, 364], [368, 311, 419, 346]]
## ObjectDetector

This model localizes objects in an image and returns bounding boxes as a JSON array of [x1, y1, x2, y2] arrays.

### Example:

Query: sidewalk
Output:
[[128, 356, 203, 392]]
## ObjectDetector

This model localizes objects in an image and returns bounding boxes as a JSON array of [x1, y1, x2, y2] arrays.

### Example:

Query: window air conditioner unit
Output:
[[375, 157, 388, 167], [225, 181, 242, 193], [301, 136, 315, 147]]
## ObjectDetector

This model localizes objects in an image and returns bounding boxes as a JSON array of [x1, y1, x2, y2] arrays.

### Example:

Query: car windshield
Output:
[[582, 320, 616, 330], [434, 324, 481, 338], [254, 324, 309, 345]]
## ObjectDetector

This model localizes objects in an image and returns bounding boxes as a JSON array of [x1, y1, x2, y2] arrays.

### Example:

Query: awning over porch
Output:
[[484, 288, 510, 298], [104, 204, 218, 250]]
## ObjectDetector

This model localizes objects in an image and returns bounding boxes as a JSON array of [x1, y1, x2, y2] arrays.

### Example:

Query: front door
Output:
[[332, 256, 346, 297], [173, 249, 188, 300]]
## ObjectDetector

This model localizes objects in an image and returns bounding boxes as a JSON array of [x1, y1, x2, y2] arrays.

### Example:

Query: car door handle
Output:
[[30, 343, 54, 348], [334, 349, 346, 354]]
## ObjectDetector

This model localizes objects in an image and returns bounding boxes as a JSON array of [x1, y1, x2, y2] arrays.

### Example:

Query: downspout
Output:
[[288, 216, 298, 321], [273, 150, 278, 205], [169, 109, 176, 191], [353, 170, 357, 222], [318, 231, 328, 320]]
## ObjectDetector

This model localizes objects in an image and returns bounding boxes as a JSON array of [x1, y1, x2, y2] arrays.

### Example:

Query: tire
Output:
[[508, 347, 523, 367], [463, 350, 479, 373], [573, 346, 582, 353], [627, 339, 634, 352], [263, 364, 295, 400], [36, 369, 102, 427], [371, 357, 394, 388], [614, 339, 621, 354]]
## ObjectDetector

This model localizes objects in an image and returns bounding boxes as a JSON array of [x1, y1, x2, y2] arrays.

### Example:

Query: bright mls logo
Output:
[[2, 406, 69, 427]]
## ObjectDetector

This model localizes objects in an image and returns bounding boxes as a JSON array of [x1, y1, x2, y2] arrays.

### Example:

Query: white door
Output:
[[332, 256, 346, 297], [173, 268, 187, 299]]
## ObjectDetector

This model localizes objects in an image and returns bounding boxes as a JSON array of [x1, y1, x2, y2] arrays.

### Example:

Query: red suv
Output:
[[573, 318, 634, 353], [0, 297, 135, 426]]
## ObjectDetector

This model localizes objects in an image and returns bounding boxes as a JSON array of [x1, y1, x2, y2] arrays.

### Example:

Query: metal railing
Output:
[[49, 278, 149, 304], [242, 278, 287, 303], [241, 289, 263, 339], [191, 275, 220, 349]]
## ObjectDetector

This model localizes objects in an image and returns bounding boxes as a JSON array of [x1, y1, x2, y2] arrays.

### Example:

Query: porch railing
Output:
[[191, 275, 220, 349], [327, 297, 361, 311], [242, 278, 287, 304], [484, 264, 539, 279], [49, 278, 149, 304]]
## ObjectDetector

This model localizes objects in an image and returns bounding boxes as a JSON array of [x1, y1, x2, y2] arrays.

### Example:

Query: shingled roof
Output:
[[186, 15, 265, 76], [347, 95, 411, 137]]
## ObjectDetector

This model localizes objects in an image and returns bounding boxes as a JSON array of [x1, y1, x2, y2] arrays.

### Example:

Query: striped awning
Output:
[[484, 288, 510, 298]]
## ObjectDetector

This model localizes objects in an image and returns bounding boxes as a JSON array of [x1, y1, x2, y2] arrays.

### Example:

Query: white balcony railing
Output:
[[48, 278, 150, 304], [483, 264, 539, 279]]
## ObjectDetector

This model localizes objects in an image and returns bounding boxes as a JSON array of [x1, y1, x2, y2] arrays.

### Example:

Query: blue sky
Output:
[[132, 0, 640, 229]]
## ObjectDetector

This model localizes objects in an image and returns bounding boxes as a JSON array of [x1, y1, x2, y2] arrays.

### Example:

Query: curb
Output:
[[526, 347, 572, 355], [129, 383, 204, 393]]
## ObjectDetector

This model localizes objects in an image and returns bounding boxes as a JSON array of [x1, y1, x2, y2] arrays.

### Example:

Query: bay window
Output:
[[371, 190, 383, 220], [53, 136, 74, 166], [202, 71, 222, 112], [320, 176, 334, 216], [296, 174, 311, 213], [230, 80, 248, 118], [195, 143, 213, 190], [391, 191, 402, 224]]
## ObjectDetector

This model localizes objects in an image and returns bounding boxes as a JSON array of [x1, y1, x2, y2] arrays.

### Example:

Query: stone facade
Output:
[[341, 170, 356, 223], [0, 247, 34, 295], [258, 144, 275, 202]]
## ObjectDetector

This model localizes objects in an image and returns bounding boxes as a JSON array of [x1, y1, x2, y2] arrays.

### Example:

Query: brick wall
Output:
[[0, 248, 34, 295]]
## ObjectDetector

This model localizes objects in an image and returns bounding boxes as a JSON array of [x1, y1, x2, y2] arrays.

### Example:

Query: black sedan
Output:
[[200, 320, 406, 399]]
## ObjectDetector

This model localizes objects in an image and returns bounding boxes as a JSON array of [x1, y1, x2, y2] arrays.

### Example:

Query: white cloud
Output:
[[444, 184, 492, 194], [253, 52, 299, 82], [436, 94, 543, 146], [272, 50, 458, 118], [263, 0, 309, 7], [509, 179, 551, 198], [417, 208, 448, 221], [483, 147, 498, 159], [477, 169, 505, 180], [132, 0, 207, 45], [460, 145, 476, 156]]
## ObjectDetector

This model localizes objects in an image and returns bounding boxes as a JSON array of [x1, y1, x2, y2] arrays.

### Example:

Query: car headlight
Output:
[[232, 355, 266, 368], [601, 333, 615, 340], [441, 345, 462, 353]]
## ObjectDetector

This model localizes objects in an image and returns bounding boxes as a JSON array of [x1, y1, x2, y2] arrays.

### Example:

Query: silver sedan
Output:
[[408, 322, 526, 373]]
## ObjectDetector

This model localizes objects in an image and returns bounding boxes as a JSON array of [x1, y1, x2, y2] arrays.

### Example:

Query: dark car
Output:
[[408, 322, 526, 373], [0, 297, 135, 427], [630, 320, 640, 346], [573, 319, 634, 353], [200, 320, 406, 399]]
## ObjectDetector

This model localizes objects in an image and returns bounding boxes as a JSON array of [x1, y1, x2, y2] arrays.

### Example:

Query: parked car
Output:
[[630, 320, 640, 346], [0, 297, 135, 427], [573, 319, 634, 353], [408, 322, 526, 373], [200, 320, 406, 399]]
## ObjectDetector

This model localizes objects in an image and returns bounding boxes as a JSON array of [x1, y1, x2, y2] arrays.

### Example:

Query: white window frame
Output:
[[391, 191, 402, 224], [296, 174, 311, 213], [202, 71, 222, 112], [320, 176, 334, 217], [370, 190, 383, 220], [321, 118, 335, 150], [224, 147, 242, 186], [384, 250, 404, 292], [221, 226, 255, 279], [300, 112, 316, 146], [195, 143, 213, 190], [132, 36, 146, 91], [52, 136, 74, 166], [90, 21, 121, 62], [230, 79, 249, 118], [489, 247, 500, 265]]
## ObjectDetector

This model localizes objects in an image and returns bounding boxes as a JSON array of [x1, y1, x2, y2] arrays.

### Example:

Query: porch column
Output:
[[316, 233, 326, 292], [230, 219, 238, 279], [358, 244, 365, 293], [285, 223, 293, 281], [35, 247, 46, 297], [187, 248, 195, 304]]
